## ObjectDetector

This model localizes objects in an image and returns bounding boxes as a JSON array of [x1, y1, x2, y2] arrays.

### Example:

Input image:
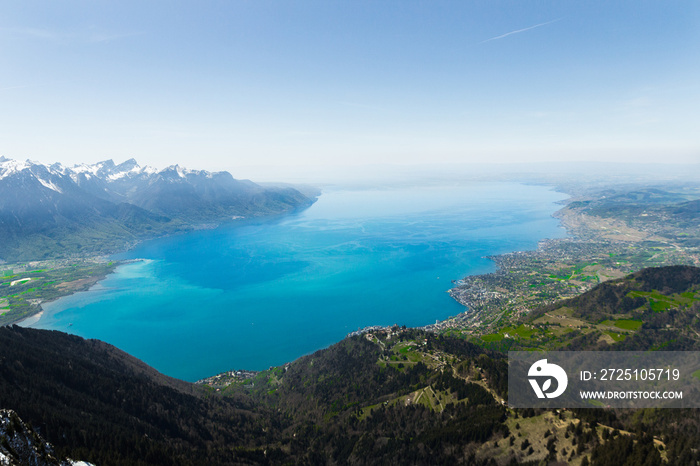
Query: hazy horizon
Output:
[[1, 1, 698, 181], [3, 154, 698, 185]]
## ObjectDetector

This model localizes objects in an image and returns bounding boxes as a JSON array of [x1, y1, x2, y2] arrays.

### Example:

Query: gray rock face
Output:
[[0, 409, 69, 466]]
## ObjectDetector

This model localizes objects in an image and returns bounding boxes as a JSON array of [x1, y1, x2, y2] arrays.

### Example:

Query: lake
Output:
[[29, 182, 568, 381]]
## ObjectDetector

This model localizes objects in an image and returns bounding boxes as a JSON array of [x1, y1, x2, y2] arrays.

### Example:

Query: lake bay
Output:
[[30, 182, 567, 381]]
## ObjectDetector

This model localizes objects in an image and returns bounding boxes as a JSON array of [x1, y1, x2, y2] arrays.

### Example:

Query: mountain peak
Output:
[[109, 158, 144, 180], [161, 164, 191, 179], [0, 158, 31, 180], [116, 158, 139, 169]]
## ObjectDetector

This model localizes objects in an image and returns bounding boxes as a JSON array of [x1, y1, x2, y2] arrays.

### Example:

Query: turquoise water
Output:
[[30, 182, 567, 381]]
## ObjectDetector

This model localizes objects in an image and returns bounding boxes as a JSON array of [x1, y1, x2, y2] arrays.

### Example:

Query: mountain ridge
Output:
[[0, 157, 314, 262]]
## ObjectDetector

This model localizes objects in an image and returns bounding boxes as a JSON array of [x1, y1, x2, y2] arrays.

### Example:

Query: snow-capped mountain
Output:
[[0, 157, 312, 262], [0, 156, 155, 195], [68, 158, 157, 181]]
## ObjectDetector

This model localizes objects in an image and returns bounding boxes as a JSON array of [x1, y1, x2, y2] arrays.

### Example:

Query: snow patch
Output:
[[142, 165, 158, 175], [108, 162, 145, 180], [69, 159, 160, 182], [37, 177, 63, 193], [70, 163, 101, 176]]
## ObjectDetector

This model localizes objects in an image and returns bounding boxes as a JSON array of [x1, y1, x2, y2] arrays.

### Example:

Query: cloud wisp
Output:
[[0, 26, 58, 40], [480, 18, 563, 44], [0, 26, 144, 44], [88, 31, 146, 43], [337, 101, 388, 112]]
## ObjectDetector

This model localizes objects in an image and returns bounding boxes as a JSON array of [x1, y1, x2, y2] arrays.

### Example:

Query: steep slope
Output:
[[0, 409, 74, 465], [67, 159, 311, 221], [0, 325, 268, 465], [0, 158, 171, 261], [124, 165, 307, 220], [0, 157, 313, 261], [233, 331, 510, 464], [0, 325, 513, 465]]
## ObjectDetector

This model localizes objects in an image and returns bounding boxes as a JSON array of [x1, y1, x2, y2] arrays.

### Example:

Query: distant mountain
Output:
[[0, 157, 313, 261]]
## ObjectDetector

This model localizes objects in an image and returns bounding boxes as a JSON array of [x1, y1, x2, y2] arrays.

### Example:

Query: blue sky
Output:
[[1, 1, 698, 181]]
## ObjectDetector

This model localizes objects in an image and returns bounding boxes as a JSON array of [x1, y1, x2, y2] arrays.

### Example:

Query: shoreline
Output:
[[13, 258, 155, 328], [421, 200, 575, 332], [14, 182, 565, 378], [426, 183, 700, 335], [0, 202, 318, 328], [1, 199, 320, 327], [437, 208, 591, 332], [15, 310, 44, 327], [2, 259, 127, 327]]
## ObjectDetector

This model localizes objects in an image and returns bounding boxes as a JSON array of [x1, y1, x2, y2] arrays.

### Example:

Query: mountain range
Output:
[[0, 157, 313, 262]]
